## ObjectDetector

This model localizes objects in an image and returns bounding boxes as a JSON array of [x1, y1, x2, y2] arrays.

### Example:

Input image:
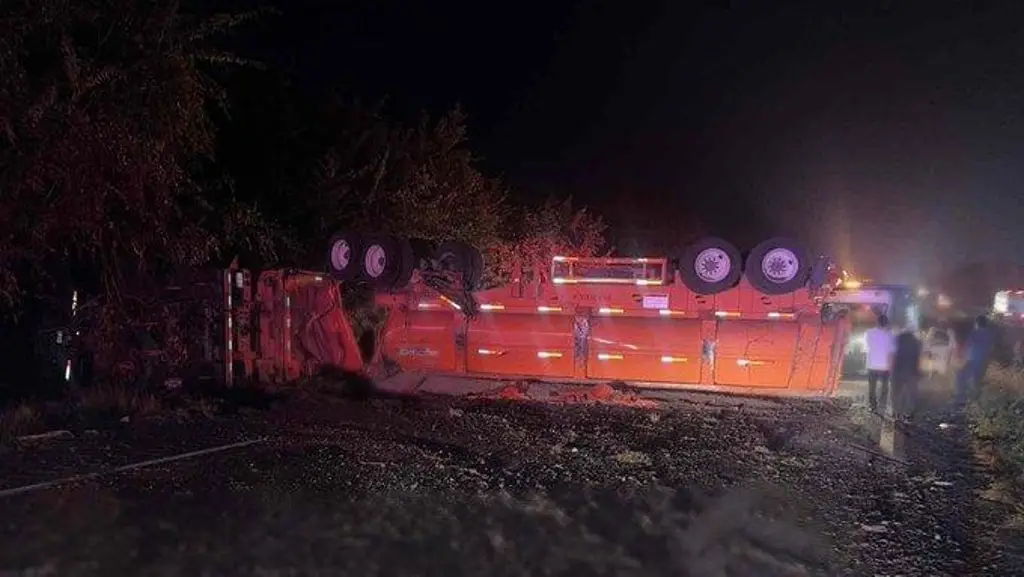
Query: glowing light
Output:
[[737, 359, 766, 367], [439, 295, 462, 310], [554, 276, 662, 285]]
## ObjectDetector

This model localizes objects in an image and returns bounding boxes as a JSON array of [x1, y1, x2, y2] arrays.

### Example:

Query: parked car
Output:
[[921, 327, 956, 377]]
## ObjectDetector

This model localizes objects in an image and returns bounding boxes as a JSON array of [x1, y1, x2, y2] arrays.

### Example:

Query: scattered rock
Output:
[[861, 524, 890, 533], [589, 383, 616, 401], [17, 430, 74, 443], [494, 385, 527, 401], [0, 380, 1006, 576], [611, 450, 652, 466]]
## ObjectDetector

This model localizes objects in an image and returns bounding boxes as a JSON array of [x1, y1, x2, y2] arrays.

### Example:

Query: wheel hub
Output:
[[330, 240, 350, 271], [695, 248, 731, 283], [365, 244, 387, 278], [761, 248, 798, 283]]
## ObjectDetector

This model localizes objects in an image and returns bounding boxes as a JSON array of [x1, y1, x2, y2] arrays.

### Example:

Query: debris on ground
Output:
[[468, 381, 660, 408], [0, 378, 1015, 576], [16, 430, 74, 444]]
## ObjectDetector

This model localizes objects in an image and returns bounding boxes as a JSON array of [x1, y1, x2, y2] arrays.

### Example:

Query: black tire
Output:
[[469, 246, 485, 288], [806, 255, 835, 291], [744, 237, 811, 295], [434, 241, 484, 289], [326, 232, 364, 282], [359, 234, 415, 290], [407, 238, 435, 269], [678, 237, 743, 295]]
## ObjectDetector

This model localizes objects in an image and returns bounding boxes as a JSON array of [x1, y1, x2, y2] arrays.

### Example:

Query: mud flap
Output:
[[454, 319, 468, 373], [700, 320, 717, 385], [573, 315, 590, 379]]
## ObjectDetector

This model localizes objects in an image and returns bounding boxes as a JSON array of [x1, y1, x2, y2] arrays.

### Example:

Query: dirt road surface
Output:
[[0, 376, 1016, 576]]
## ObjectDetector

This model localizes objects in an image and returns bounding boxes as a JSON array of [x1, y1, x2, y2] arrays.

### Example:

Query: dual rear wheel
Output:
[[678, 237, 814, 296], [328, 232, 820, 296], [326, 233, 483, 290]]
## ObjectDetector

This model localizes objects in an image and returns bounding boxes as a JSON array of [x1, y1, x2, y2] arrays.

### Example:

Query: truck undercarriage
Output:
[[60, 234, 853, 399]]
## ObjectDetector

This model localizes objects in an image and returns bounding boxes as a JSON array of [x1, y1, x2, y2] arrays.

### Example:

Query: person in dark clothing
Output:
[[891, 329, 922, 420], [955, 315, 995, 405]]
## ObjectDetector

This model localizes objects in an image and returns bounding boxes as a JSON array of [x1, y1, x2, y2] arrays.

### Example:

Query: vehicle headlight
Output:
[[851, 333, 867, 350]]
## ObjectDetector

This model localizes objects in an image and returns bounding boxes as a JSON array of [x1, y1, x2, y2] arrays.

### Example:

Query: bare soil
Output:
[[0, 378, 1016, 577]]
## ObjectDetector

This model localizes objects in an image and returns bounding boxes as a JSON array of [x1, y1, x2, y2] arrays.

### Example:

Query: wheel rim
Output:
[[330, 240, 351, 272], [364, 244, 387, 278], [761, 247, 799, 283], [695, 248, 731, 283], [438, 251, 458, 272]]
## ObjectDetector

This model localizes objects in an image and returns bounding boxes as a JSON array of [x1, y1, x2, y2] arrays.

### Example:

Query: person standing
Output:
[[865, 314, 896, 414], [955, 315, 995, 405], [892, 328, 923, 420]]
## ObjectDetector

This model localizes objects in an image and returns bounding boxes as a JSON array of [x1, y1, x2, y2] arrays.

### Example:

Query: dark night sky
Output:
[[248, 0, 1024, 284]]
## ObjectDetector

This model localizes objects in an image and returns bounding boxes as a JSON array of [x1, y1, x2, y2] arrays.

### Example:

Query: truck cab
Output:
[[824, 284, 919, 380]]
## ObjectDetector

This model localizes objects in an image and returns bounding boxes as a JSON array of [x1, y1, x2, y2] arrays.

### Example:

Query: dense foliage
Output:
[[0, 0, 607, 319]]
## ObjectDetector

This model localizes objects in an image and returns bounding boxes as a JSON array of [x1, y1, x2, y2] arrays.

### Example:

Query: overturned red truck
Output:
[[65, 234, 852, 398], [206, 234, 847, 397]]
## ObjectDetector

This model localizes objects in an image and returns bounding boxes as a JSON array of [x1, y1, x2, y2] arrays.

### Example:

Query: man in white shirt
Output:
[[864, 313, 896, 414]]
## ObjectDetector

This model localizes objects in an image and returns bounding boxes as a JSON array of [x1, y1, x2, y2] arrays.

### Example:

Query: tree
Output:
[[288, 101, 508, 266], [489, 197, 608, 284], [0, 0, 613, 392], [291, 101, 605, 281], [0, 0, 274, 313]]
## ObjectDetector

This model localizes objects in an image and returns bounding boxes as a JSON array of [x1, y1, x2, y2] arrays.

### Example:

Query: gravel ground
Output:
[[0, 381, 1017, 577]]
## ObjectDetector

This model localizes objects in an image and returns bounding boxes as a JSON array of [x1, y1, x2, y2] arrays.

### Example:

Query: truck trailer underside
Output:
[[104, 234, 851, 399], [301, 234, 850, 398]]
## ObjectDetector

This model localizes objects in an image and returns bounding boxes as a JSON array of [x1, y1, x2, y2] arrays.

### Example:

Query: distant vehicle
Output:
[[993, 290, 1024, 320], [992, 289, 1024, 365], [921, 327, 955, 377], [823, 283, 919, 380]]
